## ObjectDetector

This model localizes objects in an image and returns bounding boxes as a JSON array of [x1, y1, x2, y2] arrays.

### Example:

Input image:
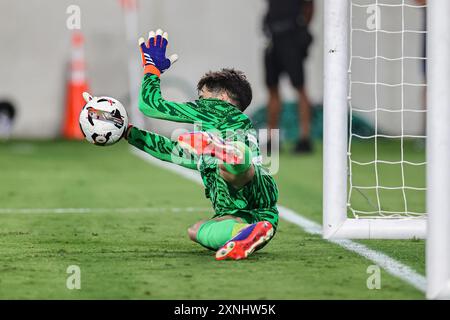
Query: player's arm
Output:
[[177, 128, 257, 189], [138, 74, 221, 124], [137, 29, 222, 125], [125, 125, 199, 170]]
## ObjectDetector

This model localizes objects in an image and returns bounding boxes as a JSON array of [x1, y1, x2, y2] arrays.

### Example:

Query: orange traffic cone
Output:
[[62, 31, 89, 139]]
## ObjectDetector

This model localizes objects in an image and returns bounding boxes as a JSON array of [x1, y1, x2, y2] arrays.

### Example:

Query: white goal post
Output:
[[323, 0, 450, 299], [426, 0, 450, 300], [323, 0, 429, 239]]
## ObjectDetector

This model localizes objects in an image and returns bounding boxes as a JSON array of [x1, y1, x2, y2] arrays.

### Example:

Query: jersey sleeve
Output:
[[138, 74, 223, 125], [127, 126, 199, 171]]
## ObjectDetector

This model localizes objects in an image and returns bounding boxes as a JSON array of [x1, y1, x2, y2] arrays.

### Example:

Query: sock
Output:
[[196, 219, 249, 250], [223, 141, 252, 175]]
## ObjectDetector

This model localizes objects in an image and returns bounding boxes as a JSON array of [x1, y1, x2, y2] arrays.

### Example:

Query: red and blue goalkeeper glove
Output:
[[138, 29, 178, 77]]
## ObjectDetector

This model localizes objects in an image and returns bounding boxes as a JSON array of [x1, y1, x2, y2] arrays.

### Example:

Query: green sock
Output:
[[196, 219, 249, 250], [223, 141, 252, 175]]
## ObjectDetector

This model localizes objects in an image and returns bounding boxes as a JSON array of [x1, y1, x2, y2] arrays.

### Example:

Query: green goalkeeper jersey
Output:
[[127, 74, 279, 228]]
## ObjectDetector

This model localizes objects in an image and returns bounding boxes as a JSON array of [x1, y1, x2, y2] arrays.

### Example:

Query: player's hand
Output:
[[122, 124, 133, 140], [138, 29, 178, 77]]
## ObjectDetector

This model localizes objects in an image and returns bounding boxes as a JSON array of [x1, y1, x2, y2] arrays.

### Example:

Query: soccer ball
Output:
[[79, 92, 128, 146]]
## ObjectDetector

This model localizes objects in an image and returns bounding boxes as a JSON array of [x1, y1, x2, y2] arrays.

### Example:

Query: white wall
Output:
[[0, 0, 424, 138], [0, 0, 324, 138]]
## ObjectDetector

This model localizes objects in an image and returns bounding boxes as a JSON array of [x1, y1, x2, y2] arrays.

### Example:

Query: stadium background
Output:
[[0, 0, 427, 299], [0, 0, 426, 138]]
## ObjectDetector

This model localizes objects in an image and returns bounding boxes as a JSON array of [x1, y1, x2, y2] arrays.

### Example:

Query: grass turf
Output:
[[0, 140, 424, 299]]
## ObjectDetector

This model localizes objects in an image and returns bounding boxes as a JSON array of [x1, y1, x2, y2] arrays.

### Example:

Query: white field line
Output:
[[131, 148, 426, 293], [0, 207, 211, 214]]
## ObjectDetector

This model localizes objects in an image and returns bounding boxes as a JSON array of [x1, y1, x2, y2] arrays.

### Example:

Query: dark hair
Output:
[[197, 68, 252, 112]]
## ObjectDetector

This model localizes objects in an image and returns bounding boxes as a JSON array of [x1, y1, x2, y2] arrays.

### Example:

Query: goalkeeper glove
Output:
[[138, 29, 178, 77]]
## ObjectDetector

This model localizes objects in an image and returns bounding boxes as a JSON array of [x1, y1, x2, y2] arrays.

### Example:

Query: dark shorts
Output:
[[264, 28, 313, 88]]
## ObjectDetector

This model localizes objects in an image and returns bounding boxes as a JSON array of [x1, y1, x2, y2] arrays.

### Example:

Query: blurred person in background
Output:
[[0, 101, 16, 140], [263, 0, 314, 154]]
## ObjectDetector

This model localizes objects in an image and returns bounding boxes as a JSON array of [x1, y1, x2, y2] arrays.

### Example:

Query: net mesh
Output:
[[348, 0, 427, 219]]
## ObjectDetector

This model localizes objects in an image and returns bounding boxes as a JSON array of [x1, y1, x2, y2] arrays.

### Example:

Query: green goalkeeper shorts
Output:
[[201, 163, 279, 230], [211, 209, 278, 229]]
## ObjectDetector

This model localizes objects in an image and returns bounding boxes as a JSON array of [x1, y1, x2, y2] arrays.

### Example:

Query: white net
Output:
[[347, 0, 427, 219]]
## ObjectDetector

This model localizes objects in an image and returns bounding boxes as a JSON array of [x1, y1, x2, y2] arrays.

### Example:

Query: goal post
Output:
[[426, 0, 450, 300], [323, 0, 426, 239], [323, 0, 351, 238]]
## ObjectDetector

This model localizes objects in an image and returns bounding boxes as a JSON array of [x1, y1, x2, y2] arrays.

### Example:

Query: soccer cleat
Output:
[[178, 131, 244, 165], [215, 221, 274, 261]]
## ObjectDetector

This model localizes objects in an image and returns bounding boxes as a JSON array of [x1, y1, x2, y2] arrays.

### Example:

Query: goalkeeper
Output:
[[125, 29, 279, 260]]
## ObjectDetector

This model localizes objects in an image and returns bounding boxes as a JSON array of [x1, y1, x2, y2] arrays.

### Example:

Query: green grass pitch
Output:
[[0, 140, 425, 299]]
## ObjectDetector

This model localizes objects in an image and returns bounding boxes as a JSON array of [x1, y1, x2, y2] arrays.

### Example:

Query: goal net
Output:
[[324, 0, 450, 299], [323, 0, 427, 239], [347, 0, 427, 220]]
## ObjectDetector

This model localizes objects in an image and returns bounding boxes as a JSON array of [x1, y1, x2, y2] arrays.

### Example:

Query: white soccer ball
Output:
[[79, 92, 128, 146]]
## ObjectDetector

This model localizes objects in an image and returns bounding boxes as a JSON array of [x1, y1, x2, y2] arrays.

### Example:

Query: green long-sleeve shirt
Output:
[[127, 74, 260, 171], [127, 74, 278, 227]]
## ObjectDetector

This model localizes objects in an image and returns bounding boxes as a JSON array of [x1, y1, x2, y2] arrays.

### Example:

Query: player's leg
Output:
[[267, 86, 281, 133], [292, 57, 312, 152], [264, 37, 282, 154], [178, 132, 255, 189], [214, 168, 279, 260], [188, 214, 275, 261], [215, 220, 275, 261], [190, 164, 278, 260], [280, 30, 313, 153], [265, 46, 282, 134], [296, 85, 313, 152], [188, 215, 250, 251]]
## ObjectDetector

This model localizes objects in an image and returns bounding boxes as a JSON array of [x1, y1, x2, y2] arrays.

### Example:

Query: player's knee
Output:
[[187, 227, 196, 242], [187, 223, 202, 242]]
